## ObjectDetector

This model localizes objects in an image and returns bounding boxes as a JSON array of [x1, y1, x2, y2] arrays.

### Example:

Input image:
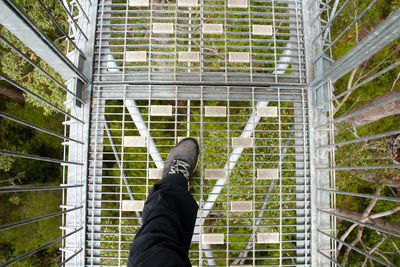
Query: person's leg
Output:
[[127, 173, 198, 267], [127, 138, 199, 267]]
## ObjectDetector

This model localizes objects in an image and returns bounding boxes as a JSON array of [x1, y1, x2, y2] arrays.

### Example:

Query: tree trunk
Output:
[[0, 82, 25, 105], [339, 89, 400, 128], [336, 207, 400, 233]]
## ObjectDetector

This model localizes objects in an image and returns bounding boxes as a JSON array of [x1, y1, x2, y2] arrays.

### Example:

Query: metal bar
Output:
[[318, 229, 396, 267], [318, 188, 400, 203], [60, 0, 95, 265], [71, 0, 90, 22], [105, 121, 143, 225], [0, 111, 84, 144], [88, 8, 113, 261], [87, 95, 104, 266], [0, 74, 84, 123], [317, 0, 379, 59], [76, 0, 92, 10], [0, 184, 82, 193], [0, 206, 82, 231], [124, 99, 164, 168], [239, 127, 294, 264], [0, 35, 84, 102], [105, 48, 164, 169], [93, 88, 304, 102], [0, 149, 83, 166], [116, 84, 127, 266], [311, 0, 351, 44], [56, 0, 88, 41], [197, 101, 269, 242], [317, 164, 400, 171], [0, 0, 88, 82], [310, 0, 332, 25], [0, 227, 83, 267], [318, 91, 400, 128], [304, 1, 333, 266], [84, 223, 309, 230], [317, 129, 400, 149], [94, 79, 306, 88], [36, 0, 85, 57], [318, 209, 400, 238], [56, 248, 83, 267], [317, 60, 400, 109], [312, 8, 400, 85], [318, 249, 343, 267], [324, 0, 340, 44]]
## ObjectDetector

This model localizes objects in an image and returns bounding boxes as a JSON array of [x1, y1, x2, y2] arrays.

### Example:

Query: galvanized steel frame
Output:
[[86, 85, 311, 266], [3, 0, 398, 265], [0, 0, 96, 266], [86, 0, 310, 266], [306, 0, 400, 266], [93, 0, 306, 86]]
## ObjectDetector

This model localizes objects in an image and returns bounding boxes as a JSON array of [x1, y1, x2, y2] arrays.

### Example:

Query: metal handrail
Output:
[[0, 0, 93, 266], [309, 0, 400, 266]]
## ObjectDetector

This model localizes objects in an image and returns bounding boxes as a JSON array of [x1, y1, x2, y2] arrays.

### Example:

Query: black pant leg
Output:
[[127, 173, 198, 267]]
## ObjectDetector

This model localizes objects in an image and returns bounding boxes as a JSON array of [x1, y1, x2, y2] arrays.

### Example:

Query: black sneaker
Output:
[[162, 137, 200, 182]]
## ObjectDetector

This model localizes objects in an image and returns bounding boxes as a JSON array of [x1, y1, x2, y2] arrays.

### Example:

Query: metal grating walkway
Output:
[[93, 0, 306, 85], [87, 0, 309, 266]]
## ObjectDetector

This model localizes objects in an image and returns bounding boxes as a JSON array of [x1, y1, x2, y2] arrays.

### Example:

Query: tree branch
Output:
[[337, 187, 381, 252], [359, 239, 374, 266], [390, 72, 400, 91], [336, 206, 400, 234], [334, 67, 359, 115], [388, 237, 400, 255], [343, 226, 364, 266], [369, 205, 400, 220], [349, 170, 400, 188], [362, 236, 386, 267], [357, 47, 400, 82]]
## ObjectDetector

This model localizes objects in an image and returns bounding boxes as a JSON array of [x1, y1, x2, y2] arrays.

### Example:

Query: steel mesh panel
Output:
[[88, 0, 309, 265], [86, 85, 310, 266], [94, 0, 305, 85]]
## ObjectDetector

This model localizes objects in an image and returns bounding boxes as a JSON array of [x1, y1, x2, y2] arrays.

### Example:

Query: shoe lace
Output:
[[168, 159, 191, 180]]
